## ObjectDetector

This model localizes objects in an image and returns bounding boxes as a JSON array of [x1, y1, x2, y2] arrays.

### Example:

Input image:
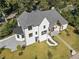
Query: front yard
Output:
[[0, 40, 70, 59], [0, 25, 79, 59], [58, 25, 79, 52]]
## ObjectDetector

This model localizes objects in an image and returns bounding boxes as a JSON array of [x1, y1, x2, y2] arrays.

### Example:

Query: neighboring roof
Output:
[[13, 27, 24, 35], [17, 8, 68, 29]]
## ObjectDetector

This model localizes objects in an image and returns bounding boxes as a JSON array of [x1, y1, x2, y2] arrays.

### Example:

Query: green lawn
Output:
[[0, 25, 79, 59], [0, 40, 70, 59], [58, 25, 79, 52]]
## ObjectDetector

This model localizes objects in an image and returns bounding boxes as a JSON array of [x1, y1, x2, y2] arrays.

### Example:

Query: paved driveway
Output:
[[0, 35, 25, 51], [70, 53, 79, 59]]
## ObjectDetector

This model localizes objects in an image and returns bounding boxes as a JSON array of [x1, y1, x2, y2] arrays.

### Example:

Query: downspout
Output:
[[23, 28, 26, 46], [38, 25, 40, 43]]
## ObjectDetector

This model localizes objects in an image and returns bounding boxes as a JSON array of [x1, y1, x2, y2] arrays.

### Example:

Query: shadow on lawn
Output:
[[74, 29, 79, 35]]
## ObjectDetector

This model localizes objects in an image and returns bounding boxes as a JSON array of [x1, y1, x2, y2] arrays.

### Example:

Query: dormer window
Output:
[[28, 25, 32, 30]]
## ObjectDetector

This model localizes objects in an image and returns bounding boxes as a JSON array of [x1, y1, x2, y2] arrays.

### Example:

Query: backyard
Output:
[[0, 40, 70, 59]]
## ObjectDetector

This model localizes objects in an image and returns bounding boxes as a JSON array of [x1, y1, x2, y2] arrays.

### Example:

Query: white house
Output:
[[14, 7, 68, 46]]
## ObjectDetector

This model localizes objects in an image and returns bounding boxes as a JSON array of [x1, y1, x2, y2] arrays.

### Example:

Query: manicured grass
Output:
[[0, 40, 70, 59], [1, 25, 78, 59], [58, 25, 79, 52]]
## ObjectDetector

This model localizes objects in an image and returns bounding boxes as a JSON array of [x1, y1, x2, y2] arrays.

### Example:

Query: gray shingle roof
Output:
[[13, 26, 24, 35], [17, 8, 68, 29]]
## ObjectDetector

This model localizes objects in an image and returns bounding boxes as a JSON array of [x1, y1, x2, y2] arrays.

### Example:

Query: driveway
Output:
[[70, 53, 79, 59], [0, 35, 25, 51]]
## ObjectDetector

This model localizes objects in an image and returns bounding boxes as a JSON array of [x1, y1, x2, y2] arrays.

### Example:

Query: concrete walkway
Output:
[[46, 35, 58, 46], [56, 36, 77, 55]]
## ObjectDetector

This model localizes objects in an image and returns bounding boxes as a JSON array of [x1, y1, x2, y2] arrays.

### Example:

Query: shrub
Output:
[[0, 19, 17, 39], [17, 45, 22, 50], [18, 51, 23, 56], [48, 50, 53, 59], [22, 45, 26, 50]]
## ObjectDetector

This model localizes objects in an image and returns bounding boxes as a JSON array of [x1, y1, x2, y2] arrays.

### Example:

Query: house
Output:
[[14, 7, 68, 46]]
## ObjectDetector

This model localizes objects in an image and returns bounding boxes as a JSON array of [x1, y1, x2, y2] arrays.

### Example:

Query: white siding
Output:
[[15, 34, 25, 41], [52, 24, 68, 32], [24, 18, 50, 45], [62, 24, 68, 30], [39, 18, 49, 42], [16, 18, 68, 46], [53, 25, 60, 32], [24, 26, 39, 45]]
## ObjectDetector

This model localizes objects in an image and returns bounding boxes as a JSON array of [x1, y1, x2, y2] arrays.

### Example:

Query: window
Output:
[[29, 33, 33, 37], [28, 26, 32, 30], [17, 35, 19, 38], [43, 25, 46, 29], [35, 32, 37, 35], [22, 35, 24, 38], [41, 30, 47, 35], [35, 37, 38, 42]]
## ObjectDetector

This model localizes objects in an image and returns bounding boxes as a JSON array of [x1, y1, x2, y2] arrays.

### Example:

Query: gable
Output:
[[40, 17, 49, 26], [39, 17, 49, 30]]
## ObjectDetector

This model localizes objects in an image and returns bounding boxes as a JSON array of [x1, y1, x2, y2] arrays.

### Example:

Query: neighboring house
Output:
[[14, 7, 68, 46]]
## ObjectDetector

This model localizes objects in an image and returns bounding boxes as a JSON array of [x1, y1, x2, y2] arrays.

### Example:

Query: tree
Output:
[[0, 7, 7, 22], [17, 45, 22, 50], [0, 23, 12, 38], [0, 19, 16, 39]]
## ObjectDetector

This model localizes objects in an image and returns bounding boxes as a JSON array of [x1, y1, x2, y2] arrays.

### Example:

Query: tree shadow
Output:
[[0, 46, 6, 54], [74, 29, 79, 34]]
